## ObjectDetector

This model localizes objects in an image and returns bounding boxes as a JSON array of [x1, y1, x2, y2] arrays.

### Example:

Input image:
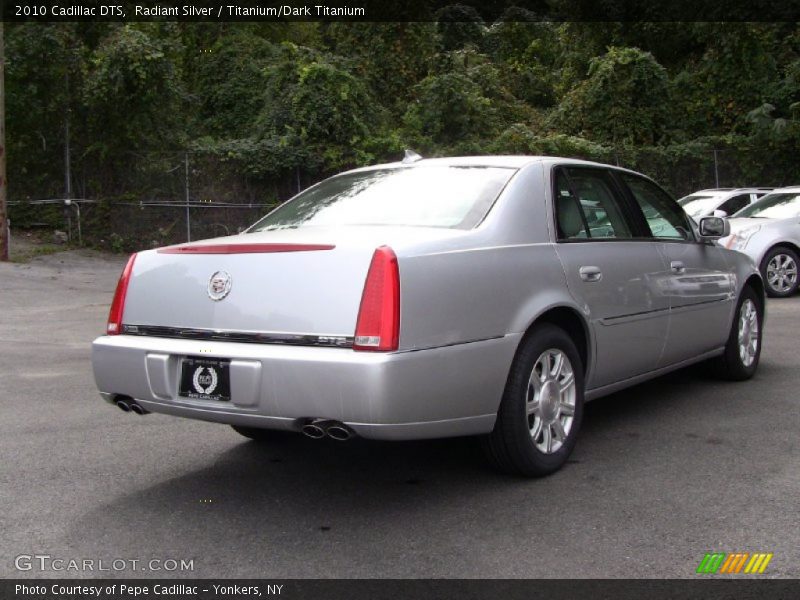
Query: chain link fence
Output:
[[8, 141, 800, 251]]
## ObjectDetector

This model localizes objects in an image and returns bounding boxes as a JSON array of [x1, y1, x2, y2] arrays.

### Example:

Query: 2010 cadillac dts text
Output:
[[92, 156, 765, 476]]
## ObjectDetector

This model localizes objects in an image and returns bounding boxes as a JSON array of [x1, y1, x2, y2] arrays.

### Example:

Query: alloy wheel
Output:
[[737, 299, 759, 367], [766, 253, 798, 294], [526, 348, 577, 454]]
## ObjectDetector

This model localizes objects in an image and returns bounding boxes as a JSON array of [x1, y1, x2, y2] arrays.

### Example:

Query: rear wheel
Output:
[[711, 286, 763, 380], [482, 324, 584, 477], [761, 246, 799, 297]]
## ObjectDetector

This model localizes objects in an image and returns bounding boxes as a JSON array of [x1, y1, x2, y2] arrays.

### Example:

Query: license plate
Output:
[[179, 357, 231, 402]]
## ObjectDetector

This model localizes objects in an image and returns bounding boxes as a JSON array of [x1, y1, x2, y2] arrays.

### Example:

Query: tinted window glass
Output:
[[718, 194, 751, 215], [555, 168, 633, 240], [622, 174, 693, 240], [249, 166, 515, 231]]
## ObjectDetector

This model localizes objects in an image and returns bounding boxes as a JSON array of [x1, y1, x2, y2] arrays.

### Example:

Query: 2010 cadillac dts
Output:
[[92, 156, 765, 476]]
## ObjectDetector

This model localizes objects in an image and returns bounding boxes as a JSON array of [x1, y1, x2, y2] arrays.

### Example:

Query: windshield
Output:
[[249, 166, 516, 232], [734, 192, 800, 219], [677, 194, 722, 218]]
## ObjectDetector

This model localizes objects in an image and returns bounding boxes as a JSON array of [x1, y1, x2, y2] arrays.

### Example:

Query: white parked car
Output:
[[722, 187, 800, 297], [678, 188, 772, 219]]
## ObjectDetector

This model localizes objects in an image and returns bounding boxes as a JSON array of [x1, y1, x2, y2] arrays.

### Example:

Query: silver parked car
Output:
[[722, 186, 800, 297], [678, 188, 772, 219], [92, 156, 765, 476]]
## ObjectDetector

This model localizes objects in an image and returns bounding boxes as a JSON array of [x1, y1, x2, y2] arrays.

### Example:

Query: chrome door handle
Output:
[[579, 266, 603, 282], [671, 261, 686, 274]]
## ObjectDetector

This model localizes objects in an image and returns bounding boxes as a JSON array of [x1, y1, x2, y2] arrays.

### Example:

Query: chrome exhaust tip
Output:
[[301, 421, 327, 439], [326, 424, 353, 441], [116, 400, 131, 412], [129, 403, 149, 415]]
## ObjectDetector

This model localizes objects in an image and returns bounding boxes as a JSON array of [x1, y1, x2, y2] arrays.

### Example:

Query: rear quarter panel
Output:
[[397, 162, 583, 351]]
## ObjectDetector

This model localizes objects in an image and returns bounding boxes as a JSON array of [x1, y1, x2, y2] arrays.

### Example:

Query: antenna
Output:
[[402, 149, 423, 164]]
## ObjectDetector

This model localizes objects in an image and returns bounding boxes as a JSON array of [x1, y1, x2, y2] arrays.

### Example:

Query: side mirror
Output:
[[698, 216, 730, 241], [713, 209, 727, 218]]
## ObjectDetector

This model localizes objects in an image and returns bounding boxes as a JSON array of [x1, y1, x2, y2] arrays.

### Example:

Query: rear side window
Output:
[[555, 168, 633, 240], [621, 174, 694, 241], [718, 193, 751, 216], [249, 166, 516, 231]]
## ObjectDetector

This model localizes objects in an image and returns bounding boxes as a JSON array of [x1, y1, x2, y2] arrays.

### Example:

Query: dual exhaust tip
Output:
[[115, 398, 149, 415], [114, 399, 349, 440], [301, 419, 354, 441]]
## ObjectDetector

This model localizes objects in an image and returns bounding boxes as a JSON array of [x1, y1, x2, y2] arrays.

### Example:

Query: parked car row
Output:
[[680, 186, 800, 297], [678, 187, 773, 219]]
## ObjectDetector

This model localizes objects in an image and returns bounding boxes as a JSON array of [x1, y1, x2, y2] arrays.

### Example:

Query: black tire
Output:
[[711, 286, 763, 381], [760, 246, 799, 298], [231, 425, 284, 442], [482, 324, 585, 477]]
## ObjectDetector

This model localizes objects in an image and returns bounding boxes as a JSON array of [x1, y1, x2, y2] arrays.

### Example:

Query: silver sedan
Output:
[[92, 156, 764, 476], [723, 187, 800, 297]]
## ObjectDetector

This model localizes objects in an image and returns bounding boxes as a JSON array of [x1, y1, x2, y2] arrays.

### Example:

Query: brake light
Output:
[[106, 253, 137, 335], [353, 246, 400, 351]]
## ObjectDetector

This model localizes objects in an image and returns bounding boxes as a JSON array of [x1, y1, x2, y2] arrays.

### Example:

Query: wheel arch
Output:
[[743, 273, 765, 311], [758, 241, 800, 269], [519, 305, 591, 376]]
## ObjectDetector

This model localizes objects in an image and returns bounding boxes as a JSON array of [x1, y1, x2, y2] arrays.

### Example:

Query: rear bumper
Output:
[[91, 334, 519, 440]]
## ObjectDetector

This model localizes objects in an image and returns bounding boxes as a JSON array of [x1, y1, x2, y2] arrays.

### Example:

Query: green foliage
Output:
[[554, 46, 671, 145], [84, 25, 184, 155], [5, 24, 84, 199], [489, 124, 612, 161], [484, 17, 559, 107], [7, 20, 800, 244], [404, 71, 496, 149], [673, 24, 782, 134], [192, 32, 276, 137], [435, 5, 485, 51], [324, 23, 437, 114]]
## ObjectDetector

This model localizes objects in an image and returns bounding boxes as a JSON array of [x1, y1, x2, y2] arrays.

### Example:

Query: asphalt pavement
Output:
[[1, 248, 798, 578]]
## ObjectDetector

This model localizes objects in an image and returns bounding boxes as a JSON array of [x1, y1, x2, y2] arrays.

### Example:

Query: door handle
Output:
[[671, 261, 686, 274], [579, 266, 603, 282]]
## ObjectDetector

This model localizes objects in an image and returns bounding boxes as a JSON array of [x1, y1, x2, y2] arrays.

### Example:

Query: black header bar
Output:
[[3, 0, 800, 22]]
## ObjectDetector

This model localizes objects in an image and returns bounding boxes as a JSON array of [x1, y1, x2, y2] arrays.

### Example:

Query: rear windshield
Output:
[[735, 192, 800, 218], [248, 166, 516, 231]]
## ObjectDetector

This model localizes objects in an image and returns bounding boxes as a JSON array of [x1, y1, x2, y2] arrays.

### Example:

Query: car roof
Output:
[[345, 155, 634, 173], [686, 188, 773, 197], [767, 186, 800, 193]]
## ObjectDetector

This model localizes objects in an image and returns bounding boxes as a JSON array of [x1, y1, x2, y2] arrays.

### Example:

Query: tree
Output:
[[554, 46, 671, 145], [324, 22, 436, 115]]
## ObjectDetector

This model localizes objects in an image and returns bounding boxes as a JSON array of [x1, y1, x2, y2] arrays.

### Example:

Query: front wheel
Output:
[[482, 324, 584, 477], [711, 286, 763, 380], [761, 246, 799, 297]]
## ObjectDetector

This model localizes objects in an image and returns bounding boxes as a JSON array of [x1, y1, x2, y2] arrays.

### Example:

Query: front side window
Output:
[[621, 174, 693, 241], [248, 166, 516, 232], [555, 168, 633, 240], [734, 192, 800, 219]]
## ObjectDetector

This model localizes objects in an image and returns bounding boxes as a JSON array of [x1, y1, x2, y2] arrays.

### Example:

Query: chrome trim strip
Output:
[[121, 325, 354, 348]]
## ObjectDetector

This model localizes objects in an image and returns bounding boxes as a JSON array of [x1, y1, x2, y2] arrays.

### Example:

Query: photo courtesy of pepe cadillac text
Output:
[[12, 584, 275, 599]]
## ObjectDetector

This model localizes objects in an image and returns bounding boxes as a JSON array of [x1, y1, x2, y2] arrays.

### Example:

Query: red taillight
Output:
[[353, 246, 400, 352], [106, 253, 137, 335]]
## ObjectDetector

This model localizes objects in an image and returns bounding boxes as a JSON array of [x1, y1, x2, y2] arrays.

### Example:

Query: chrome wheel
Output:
[[766, 253, 798, 294], [526, 348, 576, 454], [737, 299, 759, 367]]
